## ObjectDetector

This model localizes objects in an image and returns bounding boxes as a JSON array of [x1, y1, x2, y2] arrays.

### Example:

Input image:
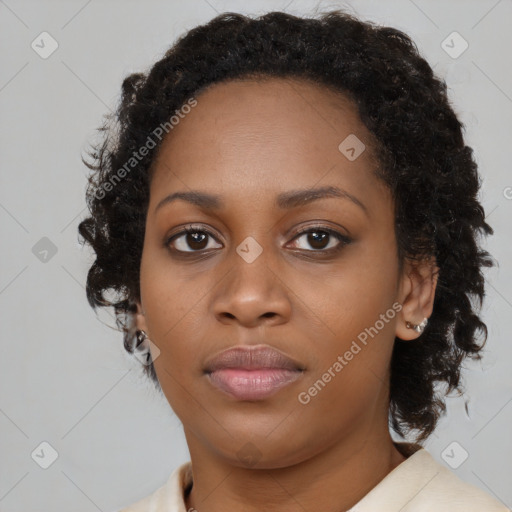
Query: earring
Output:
[[405, 317, 428, 334], [136, 329, 148, 347], [134, 329, 152, 365]]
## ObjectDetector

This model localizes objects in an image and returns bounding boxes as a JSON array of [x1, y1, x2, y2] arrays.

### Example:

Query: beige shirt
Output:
[[119, 442, 509, 511]]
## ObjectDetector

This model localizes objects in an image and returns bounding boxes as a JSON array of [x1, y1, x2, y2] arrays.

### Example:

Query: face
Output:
[[136, 77, 436, 468]]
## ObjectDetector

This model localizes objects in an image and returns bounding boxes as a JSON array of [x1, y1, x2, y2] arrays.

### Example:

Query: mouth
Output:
[[203, 345, 305, 401], [206, 368, 304, 400]]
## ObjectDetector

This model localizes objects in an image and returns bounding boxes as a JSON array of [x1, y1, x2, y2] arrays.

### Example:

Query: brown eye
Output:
[[289, 226, 351, 253], [166, 226, 222, 253], [304, 231, 329, 250], [165, 224, 351, 257]]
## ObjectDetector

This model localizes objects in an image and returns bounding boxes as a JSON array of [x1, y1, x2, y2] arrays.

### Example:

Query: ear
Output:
[[134, 300, 149, 334], [395, 256, 439, 341]]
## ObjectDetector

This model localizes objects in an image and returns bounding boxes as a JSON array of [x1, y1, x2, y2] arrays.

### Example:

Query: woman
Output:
[[78, 9, 508, 512]]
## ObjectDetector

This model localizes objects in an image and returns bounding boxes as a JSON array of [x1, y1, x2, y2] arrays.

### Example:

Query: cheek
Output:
[[141, 266, 205, 413], [291, 235, 399, 343], [140, 239, 198, 327], [139, 252, 200, 372], [294, 238, 399, 402]]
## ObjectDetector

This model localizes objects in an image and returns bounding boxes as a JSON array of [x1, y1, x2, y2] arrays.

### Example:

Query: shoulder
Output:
[[350, 445, 509, 512], [412, 453, 509, 511], [115, 461, 192, 512]]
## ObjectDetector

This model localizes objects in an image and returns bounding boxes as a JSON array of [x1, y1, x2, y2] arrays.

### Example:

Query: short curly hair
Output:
[[78, 9, 495, 443]]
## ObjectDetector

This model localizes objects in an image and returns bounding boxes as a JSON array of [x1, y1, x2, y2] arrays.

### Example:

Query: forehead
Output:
[[149, 77, 388, 216]]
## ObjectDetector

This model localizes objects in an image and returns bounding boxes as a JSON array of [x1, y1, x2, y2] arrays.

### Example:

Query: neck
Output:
[[184, 425, 407, 512]]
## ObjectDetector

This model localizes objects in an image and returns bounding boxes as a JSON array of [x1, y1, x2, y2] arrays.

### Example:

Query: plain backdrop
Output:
[[1, 0, 511, 510]]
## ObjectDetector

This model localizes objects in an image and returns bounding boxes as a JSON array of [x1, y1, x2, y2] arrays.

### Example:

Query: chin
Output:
[[210, 430, 315, 470]]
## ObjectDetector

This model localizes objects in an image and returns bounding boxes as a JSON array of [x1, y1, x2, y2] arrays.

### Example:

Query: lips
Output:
[[204, 345, 304, 373], [204, 345, 305, 401]]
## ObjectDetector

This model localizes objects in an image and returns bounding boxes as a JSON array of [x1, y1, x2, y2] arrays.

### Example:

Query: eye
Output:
[[166, 225, 222, 253], [288, 226, 351, 253], [165, 224, 351, 255]]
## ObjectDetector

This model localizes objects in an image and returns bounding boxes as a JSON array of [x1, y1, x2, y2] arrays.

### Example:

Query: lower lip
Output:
[[206, 368, 303, 400]]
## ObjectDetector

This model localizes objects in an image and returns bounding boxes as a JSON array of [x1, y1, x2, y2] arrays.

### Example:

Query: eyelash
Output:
[[165, 224, 352, 257]]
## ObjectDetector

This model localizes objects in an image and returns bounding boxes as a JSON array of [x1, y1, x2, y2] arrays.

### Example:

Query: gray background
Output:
[[1, 0, 511, 510]]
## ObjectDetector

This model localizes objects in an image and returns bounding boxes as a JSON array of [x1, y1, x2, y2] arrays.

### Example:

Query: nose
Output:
[[211, 245, 292, 328]]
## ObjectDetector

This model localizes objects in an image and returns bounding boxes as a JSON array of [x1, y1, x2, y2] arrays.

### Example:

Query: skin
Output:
[[135, 77, 438, 512]]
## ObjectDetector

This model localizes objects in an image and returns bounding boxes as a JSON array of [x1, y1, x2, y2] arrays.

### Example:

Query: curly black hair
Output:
[[78, 9, 495, 443]]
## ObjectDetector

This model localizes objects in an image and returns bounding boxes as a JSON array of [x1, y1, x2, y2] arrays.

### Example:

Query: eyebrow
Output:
[[154, 185, 368, 216]]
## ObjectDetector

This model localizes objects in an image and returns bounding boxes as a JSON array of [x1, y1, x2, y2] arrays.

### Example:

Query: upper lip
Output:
[[204, 345, 305, 373]]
